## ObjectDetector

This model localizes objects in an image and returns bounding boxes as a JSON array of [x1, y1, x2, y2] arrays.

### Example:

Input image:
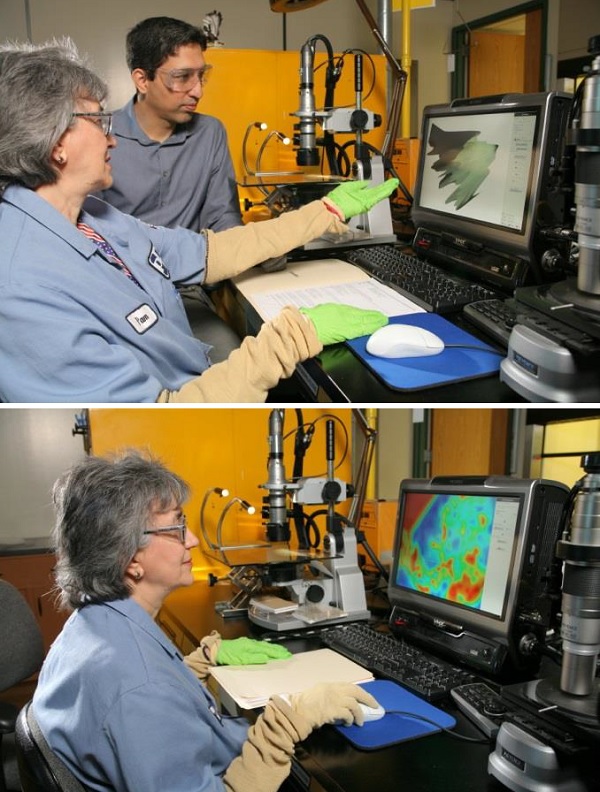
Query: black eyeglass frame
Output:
[[71, 112, 113, 136]]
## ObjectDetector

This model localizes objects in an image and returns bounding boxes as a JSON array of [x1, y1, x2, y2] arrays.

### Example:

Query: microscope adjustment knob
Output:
[[306, 584, 325, 603], [321, 480, 342, 502]]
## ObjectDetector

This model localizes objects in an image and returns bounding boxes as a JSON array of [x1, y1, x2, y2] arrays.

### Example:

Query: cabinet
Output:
[[0, 552, 69, 652]]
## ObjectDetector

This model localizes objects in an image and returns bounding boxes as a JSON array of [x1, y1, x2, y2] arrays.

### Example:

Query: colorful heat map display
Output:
[[395, 493, 495, 612]]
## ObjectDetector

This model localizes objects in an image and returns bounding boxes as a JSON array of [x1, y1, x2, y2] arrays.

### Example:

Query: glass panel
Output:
[[544, 419, 600, 455], [540, 457, 584, 488]]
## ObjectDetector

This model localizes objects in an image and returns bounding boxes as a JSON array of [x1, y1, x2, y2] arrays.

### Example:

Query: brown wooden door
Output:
[[430, 409, 509, 477], [467, 8, 542, 98], [469, 31, 526, 97]]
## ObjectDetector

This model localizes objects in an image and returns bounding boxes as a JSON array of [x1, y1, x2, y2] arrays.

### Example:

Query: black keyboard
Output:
[[343, 245, 498, 314], [464, 298, 600, 356], [320, 622, 476, 701]]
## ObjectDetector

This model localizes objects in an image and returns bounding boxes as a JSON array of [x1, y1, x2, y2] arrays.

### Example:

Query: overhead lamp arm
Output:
[[355, 0, 406, 82], [354, 0, 407, 160]]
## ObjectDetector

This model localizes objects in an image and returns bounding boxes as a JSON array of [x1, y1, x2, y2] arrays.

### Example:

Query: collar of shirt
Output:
[[3, 185, 104, 261], [105, 598, 183, 660]]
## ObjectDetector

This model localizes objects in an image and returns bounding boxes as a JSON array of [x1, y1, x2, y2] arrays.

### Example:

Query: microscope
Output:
[[501, 34, 600, 402], [248, 409, 370, 631], [517, 452, 600, 719], [257, 33, 397, 248], [489, 453, 600, 791]]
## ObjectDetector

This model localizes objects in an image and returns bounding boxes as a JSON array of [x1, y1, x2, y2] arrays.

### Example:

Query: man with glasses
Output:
[[101, 16, 241, 235], [100, 16, 245, 362]]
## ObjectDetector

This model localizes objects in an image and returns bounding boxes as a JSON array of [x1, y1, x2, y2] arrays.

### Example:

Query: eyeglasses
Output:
[[143, 516, 187, 545], [71, 112, 113, 137], [156, 65, 213, 93]]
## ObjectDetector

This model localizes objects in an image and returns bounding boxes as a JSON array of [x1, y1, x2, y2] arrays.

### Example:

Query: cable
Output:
[[444, 344, 504, 355], [336, 139, 413, 204], [384, 710, 489, 744], [315, 48, 376, 105], [300, 510, 321, 548], [292, 408, 311, 549], [539, 642, 564, 666], [306, 507, 388, 582], [284, 414, 350, 479]]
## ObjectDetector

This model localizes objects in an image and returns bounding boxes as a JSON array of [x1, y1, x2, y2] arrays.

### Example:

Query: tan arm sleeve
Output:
[[223, 697, 312, 792], [203, 201, 349, 283], [183, 631, 222, 681], [156, 306, 322, 403]]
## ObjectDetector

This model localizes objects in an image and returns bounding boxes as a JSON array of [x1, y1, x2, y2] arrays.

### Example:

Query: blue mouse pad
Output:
[[334, 680, 456, 750], [346, 313, 502, 391]]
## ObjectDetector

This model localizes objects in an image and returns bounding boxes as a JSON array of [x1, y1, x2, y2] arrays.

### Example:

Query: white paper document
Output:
[[210, 648, 374, 709], [251, 279, 424, 322], [233, 258, 424, 322]]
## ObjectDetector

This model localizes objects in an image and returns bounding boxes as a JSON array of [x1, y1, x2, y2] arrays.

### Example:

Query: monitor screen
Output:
[[387, 476, 570, 676], [417, 109, 538, 235], [410, 92, 572, 282], [393, 491, 521, 620]]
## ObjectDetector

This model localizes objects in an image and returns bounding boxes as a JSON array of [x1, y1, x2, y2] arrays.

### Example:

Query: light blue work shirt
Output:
[[100, 99, 242, 232], [33, 598, 249, 792], [0, 185, 216, 403]]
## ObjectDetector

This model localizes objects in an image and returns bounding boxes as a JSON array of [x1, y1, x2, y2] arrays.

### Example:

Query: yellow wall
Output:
[[539, 418, 600, 488], [199, 49, 388, 222], [88, 408, 353, 575]]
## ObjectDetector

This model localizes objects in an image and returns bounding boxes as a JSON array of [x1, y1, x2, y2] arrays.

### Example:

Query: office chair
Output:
[[0, 580, 45, 792], [15, 702, 87, 792]]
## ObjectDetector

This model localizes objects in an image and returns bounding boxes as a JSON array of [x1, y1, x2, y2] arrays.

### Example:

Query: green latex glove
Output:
[[216, 637, 292, 665], [324, 178, 399, 220], [300, 303, 388, 346]]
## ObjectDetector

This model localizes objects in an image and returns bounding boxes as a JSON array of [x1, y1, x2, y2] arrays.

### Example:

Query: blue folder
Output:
[[346, 313, 502, 391], [334, 679, 456, 750]]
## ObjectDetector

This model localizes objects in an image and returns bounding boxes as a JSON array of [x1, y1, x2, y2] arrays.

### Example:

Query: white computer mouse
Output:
[[366, 324, 445, 359], [359, 702, 386, 722]]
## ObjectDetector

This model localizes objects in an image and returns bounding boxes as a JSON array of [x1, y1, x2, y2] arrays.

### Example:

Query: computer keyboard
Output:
[[320, 622, 476, 702], [343, 245, 498, 314], [463, 298, 600, 356]]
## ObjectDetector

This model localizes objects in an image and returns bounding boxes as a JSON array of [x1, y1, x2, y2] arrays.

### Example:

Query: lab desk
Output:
[[222, 262, 525, 404], [159, 580, 512, 792]]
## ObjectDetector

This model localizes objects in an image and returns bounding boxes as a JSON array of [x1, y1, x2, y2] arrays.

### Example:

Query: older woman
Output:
[[33, 452, 377, 792], [0, 40, 396, 403]]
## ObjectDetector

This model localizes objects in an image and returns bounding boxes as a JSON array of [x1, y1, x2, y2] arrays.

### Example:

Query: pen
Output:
[[209, 703, 224, 725], [263, 629, 320, 642]]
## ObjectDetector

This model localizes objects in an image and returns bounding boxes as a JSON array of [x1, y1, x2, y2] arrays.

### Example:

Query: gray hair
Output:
[[51, 451, 190, 610], [0, 37, 107, 192]]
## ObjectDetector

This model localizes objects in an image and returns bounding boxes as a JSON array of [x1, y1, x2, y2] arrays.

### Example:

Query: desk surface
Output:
[[228, 261, 524, 404], [160, 581, 524, 792]]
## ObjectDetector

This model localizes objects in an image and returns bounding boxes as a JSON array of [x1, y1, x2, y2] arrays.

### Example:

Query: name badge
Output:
[[126, 304, 158, 334]]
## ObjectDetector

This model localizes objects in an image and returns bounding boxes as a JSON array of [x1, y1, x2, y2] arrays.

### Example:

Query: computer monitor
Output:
[[388, 476, 569, 679], [410, 92, 573, 289]]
